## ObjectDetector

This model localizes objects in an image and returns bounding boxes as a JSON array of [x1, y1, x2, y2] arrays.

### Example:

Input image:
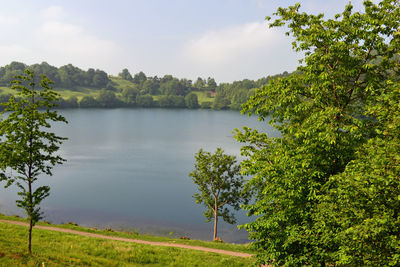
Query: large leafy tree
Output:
[[189, 148, 248, 240], [0, 70, 67, 254], [318, 81, 400, 265], [235, 1, 400, 265]]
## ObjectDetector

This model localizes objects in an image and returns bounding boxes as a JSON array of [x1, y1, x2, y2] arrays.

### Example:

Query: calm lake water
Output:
[[0, 108, 276, 243]]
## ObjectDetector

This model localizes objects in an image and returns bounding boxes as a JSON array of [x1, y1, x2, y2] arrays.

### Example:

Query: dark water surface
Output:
[[0, 108, 276, 243]]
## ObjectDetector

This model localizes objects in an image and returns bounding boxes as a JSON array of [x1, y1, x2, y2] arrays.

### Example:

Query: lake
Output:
[[0, 108, 276, 243]]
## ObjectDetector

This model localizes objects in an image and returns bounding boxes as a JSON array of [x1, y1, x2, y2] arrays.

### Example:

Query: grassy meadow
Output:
[[0, 215, 255, 266]]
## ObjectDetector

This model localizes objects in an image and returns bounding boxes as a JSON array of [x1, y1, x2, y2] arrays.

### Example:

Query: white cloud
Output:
[[0, 44, 31, 63], [0, 15, 19, 26], [41, 6, 66, 20], [179, 22, 298, 81], [0, 5, 121, 72], [183, 22, 277, 64], [33, 19, 119, 70]]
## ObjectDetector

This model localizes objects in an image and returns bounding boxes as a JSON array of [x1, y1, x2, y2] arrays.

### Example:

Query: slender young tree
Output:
[[189, 148, 248, 240], [0, 69, 67, 254]]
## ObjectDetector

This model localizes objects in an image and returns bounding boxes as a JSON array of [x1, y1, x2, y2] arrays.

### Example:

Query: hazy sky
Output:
[[0, 0, 367, 82]]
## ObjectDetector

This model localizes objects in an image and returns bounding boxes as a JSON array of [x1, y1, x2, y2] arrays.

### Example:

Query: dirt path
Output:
[[0, 219, 252, 258]]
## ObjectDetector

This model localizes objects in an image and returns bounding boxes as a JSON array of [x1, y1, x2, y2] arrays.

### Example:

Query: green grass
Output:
[[110, 76, 136, 91], [0, 214, 253, 254], [0, 86, 102, 101], [193, 91, 215, 104], [151, 92, 214, 106], [0, 222, 255, 266], [55, 87, 100, 100]]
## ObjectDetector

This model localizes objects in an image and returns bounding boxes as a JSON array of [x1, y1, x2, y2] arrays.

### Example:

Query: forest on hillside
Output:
[[0, 61, 290, 110]]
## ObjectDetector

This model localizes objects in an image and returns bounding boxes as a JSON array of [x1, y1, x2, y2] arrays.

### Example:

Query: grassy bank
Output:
[[0, 215, 255, 266]]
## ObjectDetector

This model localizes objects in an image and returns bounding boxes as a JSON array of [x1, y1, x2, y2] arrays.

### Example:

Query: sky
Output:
[[0, 0, 368, 82]]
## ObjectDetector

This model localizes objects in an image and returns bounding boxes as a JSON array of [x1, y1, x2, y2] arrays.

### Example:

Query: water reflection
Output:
[[0, 108, 276, 243]]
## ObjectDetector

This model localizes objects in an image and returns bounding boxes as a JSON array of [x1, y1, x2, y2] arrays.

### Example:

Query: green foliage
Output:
[[0, 70, 67, 253], [30, 62, 61, 85], [96, 90, 122, 108], [79, 95, 99, 108], [158, 95, 186, 108], [57, 64, 110, 89], [121, 86, 139, 106], [318, 82, 400, 266], [212, 94, 231, 110], [207, 77, 217, 91], [194, 77, 206, 91], [0, 62, 26, 85], [189, 148, 248, 240], [200, 101, 213, 109], [132, 71, 147, 85], [57, 96, 79, 108], [105, 81, 117, 92], [185, 93, 199, 109], [118, 68, 133, 81], [0, 62, 287, 110], [235, 1, 400, 265], [0, 94, 12, 111], [136, 95, 155, 108], [160, 77, 187, 96], [142, 78, 160, 95], [213, 73, 289, 111]]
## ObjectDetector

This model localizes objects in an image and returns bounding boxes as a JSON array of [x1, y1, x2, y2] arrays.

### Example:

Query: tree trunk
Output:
[[28, 216, 32, 254], [28, 176, 33, 254], [28, 112, 33, 254], [213, 211, 218, 240]]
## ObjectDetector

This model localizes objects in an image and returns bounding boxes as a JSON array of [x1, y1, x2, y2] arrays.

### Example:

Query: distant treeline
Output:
[[0, 62, 290, 110], [0, 61, 110, 89]]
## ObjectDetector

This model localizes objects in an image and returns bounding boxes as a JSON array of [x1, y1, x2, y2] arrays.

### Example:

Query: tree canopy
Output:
[[235, 0, 400, 265], [189, 148, 248, 240]]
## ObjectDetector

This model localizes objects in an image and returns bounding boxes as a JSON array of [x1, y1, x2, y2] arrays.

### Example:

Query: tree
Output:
[[92, 70, 109, 88], [0, 70, 67, 253], [57, 96, 78, 109], [1, 62, 26, 85], [169, 95, 185, 108], [96, 90, 121, 108], [30, 62, 61, 85], [122, 86, 139, 105], [317, 81, 400, 266], [66, 96, 79, 108], [160, 78, 185, 96], [136, 95, 154, 108], [79, 95, 99, 108], [235, 1, 400, 265], [212, 94, 230, 110], [194, 77, 205, 90], [158, 95, 185, 108], [132, 71, 147, 85], [142, 79, 160, 95], [207, 77, 217, 91], [189, 148, 248, 240], [105, 81, 117, 92], [119, 68, 133, 81], [185, 93, 199, 109]]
